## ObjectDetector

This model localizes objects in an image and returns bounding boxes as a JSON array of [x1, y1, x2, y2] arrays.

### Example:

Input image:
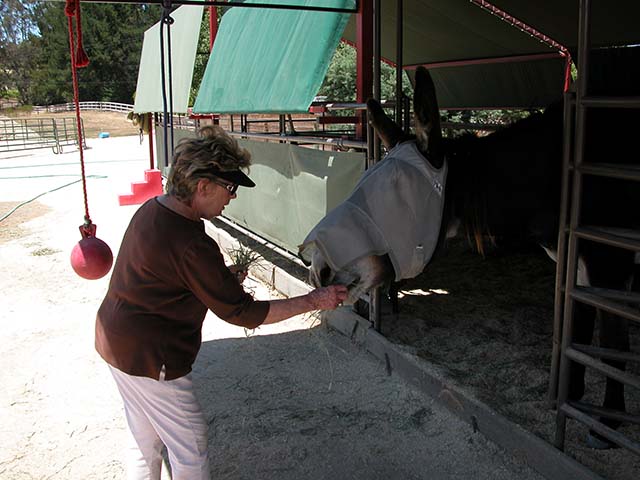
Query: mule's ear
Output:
[[414, 67, 443, 168], [366, 98, 404, 150]]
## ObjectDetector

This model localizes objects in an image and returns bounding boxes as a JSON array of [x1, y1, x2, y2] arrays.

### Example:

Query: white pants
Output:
[[109, 365, 210, 480]]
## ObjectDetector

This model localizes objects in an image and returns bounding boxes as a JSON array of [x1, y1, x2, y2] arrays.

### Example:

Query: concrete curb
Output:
[[205, 222, 602, 480]]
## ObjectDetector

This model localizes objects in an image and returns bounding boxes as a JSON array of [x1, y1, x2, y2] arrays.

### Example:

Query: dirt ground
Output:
[[212, 212, 640, 480], [203, 210, 640, 480], [383, 242, 640, 480], [0, 137, 549, 480]]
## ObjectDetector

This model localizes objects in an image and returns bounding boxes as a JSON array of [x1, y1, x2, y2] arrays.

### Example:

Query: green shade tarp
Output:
[[193, 0, 354, 114], [133, 3, 203, 114], [155, 129, 364, 253], [223, 139, 364, 253]]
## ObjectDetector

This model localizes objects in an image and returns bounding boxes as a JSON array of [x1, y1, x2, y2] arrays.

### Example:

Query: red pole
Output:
[[148, 113, 154, 170], [209, 4, 221, 126], [209, 5, 219, 51], [355, 0, 373, 140]]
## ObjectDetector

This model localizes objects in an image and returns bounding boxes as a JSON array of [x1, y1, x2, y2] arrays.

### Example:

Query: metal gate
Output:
[[552, 0, 640, 456], [0, 117, 85, 154]]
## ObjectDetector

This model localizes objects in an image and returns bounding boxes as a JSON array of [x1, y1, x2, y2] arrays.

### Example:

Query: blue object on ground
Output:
[[98, 132, 110, 138]]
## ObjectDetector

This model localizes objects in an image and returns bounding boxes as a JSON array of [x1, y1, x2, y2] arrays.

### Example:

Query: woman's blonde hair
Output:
[[166, 125, 251, 202]]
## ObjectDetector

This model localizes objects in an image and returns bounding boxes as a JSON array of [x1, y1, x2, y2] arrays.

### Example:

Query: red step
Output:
[[118, 169, 163, 206]]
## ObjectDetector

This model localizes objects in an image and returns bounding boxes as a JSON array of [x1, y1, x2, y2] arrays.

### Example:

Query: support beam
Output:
[[356, 0, 373, 140]]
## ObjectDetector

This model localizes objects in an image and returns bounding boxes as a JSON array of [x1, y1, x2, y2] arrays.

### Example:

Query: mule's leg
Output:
[[413, 66, 444, 169], [366, 98, 404, 150]]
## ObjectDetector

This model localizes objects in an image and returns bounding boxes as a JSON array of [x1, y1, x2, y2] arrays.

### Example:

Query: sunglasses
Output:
[[212, 179, 239, 195]]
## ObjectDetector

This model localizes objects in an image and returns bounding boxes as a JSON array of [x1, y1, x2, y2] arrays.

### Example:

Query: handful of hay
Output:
[[225, 244, 263, 271]]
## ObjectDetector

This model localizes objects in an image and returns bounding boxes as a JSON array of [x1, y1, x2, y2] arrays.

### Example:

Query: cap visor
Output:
[[215, 169, 256, 188]]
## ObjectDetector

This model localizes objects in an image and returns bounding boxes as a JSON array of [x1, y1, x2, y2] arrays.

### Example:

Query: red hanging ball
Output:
[[70, 224, 113, 280]]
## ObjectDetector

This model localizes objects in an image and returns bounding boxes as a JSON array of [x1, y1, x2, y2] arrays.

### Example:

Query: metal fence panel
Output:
[[0, 117, 85, 154]]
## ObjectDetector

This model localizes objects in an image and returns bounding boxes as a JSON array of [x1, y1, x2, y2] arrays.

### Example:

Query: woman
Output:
[[95, 126, 347, 479]]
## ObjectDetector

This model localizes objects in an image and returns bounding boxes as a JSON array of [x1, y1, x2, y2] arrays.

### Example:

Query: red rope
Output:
[[74, 0, 90, 67], [65, 0, 91, 226]]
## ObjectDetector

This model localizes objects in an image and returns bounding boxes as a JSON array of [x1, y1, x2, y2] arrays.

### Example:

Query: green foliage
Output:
[[189, 8, 216, 106], [318, 42, 535, 130], [317, 42, 412, 102], [317, 42, 356, 101], [0, 0, 40, 104], [442, 109, 536, 138], [1, 89, 20, 100], [26, 2, 160, 105]]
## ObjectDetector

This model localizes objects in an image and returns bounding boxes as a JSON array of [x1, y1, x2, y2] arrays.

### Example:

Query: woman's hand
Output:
[[307, 285, 349, 310], [228, 264, 248, 284], [261, 284, 349, 325]]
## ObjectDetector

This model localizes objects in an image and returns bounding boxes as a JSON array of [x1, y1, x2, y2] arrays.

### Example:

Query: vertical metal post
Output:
[[52, 118, 61, 155], [372, 0, 381, 164], [395, 0, 403, 126], [547, 91, 575, 408], [555, 0, 591, 451], [368, 0, 383, 330], [356, 0, 373, 141]]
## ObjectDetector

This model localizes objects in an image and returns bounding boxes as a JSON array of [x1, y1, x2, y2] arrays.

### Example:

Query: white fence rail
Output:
[[33, 102, 134, 114]]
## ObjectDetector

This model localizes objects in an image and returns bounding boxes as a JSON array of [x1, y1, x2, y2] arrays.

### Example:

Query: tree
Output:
[[189, 7, 219, 106], [28, 2, 160, 105], [0, 0, 39, 103], [318, 42, 412, 103]]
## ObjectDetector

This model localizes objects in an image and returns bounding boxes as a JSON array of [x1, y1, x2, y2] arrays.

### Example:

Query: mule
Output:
[[300, 66, 563, 303], [299, 65, 638, 446]]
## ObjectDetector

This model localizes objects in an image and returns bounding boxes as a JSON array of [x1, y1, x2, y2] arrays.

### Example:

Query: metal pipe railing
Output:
[[225, 130, 366, 150]]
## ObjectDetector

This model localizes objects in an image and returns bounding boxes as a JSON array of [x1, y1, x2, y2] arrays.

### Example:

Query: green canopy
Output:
[[193, 0, 354, 114], [133, 3, 203, 114]]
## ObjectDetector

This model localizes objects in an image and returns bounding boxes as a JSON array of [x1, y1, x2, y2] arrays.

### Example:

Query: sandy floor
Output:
[[385, 245, 640, 480], [0, 136, 548, 479]]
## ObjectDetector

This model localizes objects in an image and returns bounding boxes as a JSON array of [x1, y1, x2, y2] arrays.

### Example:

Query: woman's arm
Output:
[[261, 285, 348, 325]]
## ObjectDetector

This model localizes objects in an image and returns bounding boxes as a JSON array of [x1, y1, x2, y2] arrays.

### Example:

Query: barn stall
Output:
[[125, 0, 640, 478]]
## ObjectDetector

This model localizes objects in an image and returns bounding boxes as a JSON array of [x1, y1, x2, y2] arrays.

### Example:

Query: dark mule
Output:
[[300, 64, 639, 446]]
